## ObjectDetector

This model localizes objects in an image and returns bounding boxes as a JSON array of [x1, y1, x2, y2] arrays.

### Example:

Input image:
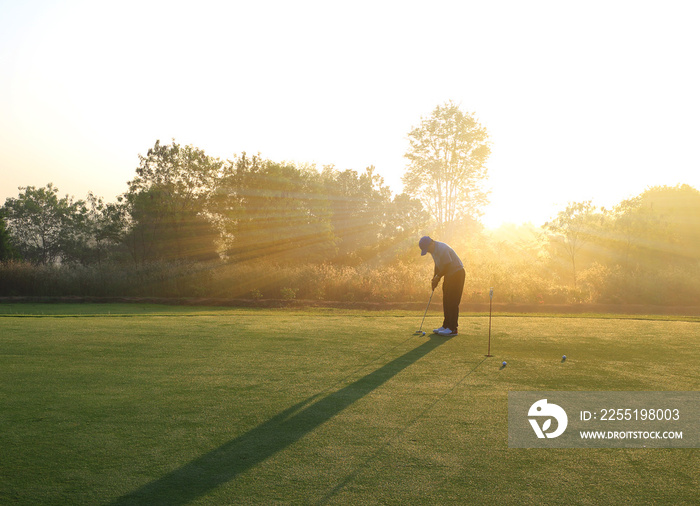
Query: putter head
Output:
[[414, 330, 426, 336]]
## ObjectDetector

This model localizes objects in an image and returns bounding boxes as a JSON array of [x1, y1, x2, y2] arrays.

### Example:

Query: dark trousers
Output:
[[442, 268, 465, 331]]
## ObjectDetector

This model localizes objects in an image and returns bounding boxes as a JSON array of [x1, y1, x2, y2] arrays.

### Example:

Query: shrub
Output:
[[280, 287, 297, 300], [1, 257, 699, 306]]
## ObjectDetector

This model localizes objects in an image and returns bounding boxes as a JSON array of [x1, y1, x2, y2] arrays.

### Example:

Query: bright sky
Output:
[[2, 0, 699, 228]]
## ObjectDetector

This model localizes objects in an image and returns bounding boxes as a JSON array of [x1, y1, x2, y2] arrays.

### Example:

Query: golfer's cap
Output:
[[419, 236, 432, 256]]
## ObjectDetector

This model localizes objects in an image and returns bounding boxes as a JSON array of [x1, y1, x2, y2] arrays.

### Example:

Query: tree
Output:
[[0, 212, 18, 261], [403, 101, 491, 232], [380, 192, 431, 263], [606, 184, 700, 272], [123, 140, 223, 264], [2, 184, 126, 266], [214, 154, 337, 264], [2, 184, 84, 264], [609, 196, 665, 273], [543, 201, 600, 289], [321, 166, 392, 263], [61, 193, 127, 266], [320, 165, 429, 264], [635, 185, 700, 264]]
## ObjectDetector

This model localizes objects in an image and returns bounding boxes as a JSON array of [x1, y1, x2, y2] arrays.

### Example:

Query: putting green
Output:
[[0, 305, 698, 504]]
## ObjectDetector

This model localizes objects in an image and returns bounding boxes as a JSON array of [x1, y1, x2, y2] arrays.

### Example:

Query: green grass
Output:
[[1, 304, 698, 505]]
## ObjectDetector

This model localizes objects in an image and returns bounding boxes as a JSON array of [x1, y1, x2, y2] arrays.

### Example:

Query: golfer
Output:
[[419, 236, 465, 336]]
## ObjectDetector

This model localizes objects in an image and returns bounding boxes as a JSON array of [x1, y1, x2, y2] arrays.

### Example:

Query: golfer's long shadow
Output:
[[110, 335, 451, 505]]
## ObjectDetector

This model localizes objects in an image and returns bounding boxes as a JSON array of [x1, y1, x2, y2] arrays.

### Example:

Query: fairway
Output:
[[1, 305, 698, 505]]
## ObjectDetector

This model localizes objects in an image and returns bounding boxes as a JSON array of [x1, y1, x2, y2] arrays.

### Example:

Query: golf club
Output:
[[414, 289, 435, 336]]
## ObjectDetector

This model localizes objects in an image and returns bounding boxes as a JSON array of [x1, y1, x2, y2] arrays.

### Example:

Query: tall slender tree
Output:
[[403, 101, 491, 232]]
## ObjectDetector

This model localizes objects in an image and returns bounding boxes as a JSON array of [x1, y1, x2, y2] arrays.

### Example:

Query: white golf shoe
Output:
[[437, 328, 458, 336], [433, 327, 446, 334]]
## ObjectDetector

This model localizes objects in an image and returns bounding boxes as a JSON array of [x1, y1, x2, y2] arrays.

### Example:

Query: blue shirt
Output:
[[429, 241, 463, 278]]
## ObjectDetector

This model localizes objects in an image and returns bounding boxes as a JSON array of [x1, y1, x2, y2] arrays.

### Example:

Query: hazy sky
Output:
[[2, 0, 699, 228]]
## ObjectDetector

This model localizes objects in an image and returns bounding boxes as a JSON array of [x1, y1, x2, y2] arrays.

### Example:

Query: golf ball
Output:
[[502, 361, 507, 367], [562, 355, 567, 361], [422, 331, 426, 336]]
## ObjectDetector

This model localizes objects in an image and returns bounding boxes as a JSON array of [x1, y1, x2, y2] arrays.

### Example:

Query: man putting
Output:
[[419, 236, 465, 336]]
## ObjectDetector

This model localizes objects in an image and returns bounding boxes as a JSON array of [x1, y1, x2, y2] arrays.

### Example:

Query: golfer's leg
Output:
[[443, 273, 457, 331], [442, 280, 449, 329], [452, 269, 465, 330]]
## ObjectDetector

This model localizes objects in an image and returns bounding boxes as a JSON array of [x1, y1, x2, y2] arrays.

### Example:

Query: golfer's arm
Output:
[[433, 264, 444, 279]]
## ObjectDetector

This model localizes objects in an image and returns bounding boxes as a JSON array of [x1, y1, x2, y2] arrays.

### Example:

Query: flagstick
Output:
[[486, 287, 494, 357]]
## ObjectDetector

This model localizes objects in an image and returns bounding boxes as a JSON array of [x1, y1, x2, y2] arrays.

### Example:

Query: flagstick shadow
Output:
[[109, 335, 452, 506]]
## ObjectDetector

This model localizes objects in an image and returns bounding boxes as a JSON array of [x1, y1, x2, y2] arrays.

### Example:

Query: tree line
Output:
[[541, 185, 700, 305], [1, 143, 430, 267], [1, 101, 699, 306]]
